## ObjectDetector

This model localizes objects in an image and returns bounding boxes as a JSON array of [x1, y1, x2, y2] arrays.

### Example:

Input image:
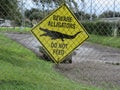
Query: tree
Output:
[[32, 0, 78, 10], [99, 11, 120, 18], [32, 0, 83, 21], [25, 8, 44, 21], [25, 8, 39, 18], [0, 0, 22, 26], [74, 11, 96, 20], [0, 0, 21, 20], [29, 12, 43, 21]]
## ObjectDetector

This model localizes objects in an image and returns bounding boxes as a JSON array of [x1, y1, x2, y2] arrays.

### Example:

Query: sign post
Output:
[[31, 4, 89, 64]]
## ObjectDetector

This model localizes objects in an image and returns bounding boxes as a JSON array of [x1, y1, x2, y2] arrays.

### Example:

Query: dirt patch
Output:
[[55, 61, 120, 89]]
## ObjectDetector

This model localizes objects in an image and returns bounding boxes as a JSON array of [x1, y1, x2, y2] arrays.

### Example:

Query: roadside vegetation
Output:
[[0, 33, 103, 90], [88, 34, 120, 48], [0, 27, 30, 33]]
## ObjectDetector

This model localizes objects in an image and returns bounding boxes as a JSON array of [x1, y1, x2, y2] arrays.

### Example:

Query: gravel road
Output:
[[5, 33, 120, 89]]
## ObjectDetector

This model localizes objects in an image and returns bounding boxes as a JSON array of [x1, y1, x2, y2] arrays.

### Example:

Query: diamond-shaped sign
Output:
[[31, 4, 89, 64]]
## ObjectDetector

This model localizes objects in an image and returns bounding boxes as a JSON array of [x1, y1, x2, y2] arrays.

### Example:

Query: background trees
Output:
[[0, 0, 22, 25], [99, 11, 120, 18], [32, 0, 78, 11], [25, 8, 44, 21], [0, 0, 21, 19], [1, 0, 120, 27]]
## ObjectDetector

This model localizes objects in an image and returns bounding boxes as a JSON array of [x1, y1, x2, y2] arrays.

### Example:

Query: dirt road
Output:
[[5, 33, 120, 89]]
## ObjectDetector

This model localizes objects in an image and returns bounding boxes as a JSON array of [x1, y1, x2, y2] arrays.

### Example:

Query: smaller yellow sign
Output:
[[31, 4, 89, 64]]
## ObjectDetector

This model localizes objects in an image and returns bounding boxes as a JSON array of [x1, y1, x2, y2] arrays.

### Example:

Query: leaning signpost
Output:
[[31, 4, 89, 64]]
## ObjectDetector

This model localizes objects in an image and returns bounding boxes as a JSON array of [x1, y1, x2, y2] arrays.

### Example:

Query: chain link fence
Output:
[[0, 0, 120, 89]]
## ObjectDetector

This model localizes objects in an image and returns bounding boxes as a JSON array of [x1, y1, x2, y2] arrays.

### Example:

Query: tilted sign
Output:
[[31, 4, 89, 64]]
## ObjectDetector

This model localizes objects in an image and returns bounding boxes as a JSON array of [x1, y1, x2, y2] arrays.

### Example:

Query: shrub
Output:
[[117, 23, 120, 36], [81, 21, 114, 36]]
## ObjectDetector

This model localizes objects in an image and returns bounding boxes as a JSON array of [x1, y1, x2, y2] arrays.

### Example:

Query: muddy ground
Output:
[[55, 61, 120, 89], [5, 33, 120, 89]]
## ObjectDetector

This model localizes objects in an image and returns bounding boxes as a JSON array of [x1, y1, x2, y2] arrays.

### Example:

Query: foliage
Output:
[[82, 21, 114, 36], [29, 12, 43, 21], [25, 8, 44, 21], [99, 11, 120, 18], [32, 0, 79, 11], [74, 11, 90, 20], [74, 11, 97, 20], [88, 34, 120, 48], [24, 20, 33, 27], [25, 8, 40, 18], [0, 0, 22, 26], [0, 0, 22, 20], [116, 23, 120, 36], [32, 0, 77, 5], [0, 27, 31, 33]]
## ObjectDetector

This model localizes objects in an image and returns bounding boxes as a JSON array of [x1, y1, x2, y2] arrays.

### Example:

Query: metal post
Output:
[[42, 1, 45, 17], [21, 0, 25, 30], [113, 0, 115, 18], [113, 0, 117, 37], [90, 0, 92, 21]]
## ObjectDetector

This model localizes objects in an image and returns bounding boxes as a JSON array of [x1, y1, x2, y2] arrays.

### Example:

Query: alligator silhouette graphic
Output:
[[39, 27, 82, 41]]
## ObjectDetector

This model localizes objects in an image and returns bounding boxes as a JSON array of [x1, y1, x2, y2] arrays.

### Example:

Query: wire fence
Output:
[[0, 0, 120, 89]]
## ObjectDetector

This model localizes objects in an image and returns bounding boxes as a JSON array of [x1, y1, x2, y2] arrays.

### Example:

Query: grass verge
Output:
[[0, 33, 103, 90], [0, 27, 31, 33], [88, 34, 120, 48]]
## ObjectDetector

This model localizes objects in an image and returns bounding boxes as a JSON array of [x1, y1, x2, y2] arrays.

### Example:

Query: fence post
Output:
[[113, 27, 118, 37]]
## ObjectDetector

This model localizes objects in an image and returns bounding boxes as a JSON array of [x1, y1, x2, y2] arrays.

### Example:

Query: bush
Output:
[[81, 21, 114, 36], [117, 23, 120, 36], [24, 21, 33, 27]]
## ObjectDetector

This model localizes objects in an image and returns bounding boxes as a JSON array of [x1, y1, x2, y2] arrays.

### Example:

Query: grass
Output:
[[0, 33, 104, 90], [0, 27, 31, 33], [88, 34, 120, 48]]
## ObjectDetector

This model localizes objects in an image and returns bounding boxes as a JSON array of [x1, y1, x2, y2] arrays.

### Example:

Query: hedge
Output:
[[81, 21, 114, 36]]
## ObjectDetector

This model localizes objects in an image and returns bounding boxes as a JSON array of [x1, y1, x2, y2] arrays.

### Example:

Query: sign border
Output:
[[31, 3, 89, 64]]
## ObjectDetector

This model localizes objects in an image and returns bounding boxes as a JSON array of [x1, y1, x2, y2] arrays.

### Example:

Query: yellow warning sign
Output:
[[31, 4, 89, 63]]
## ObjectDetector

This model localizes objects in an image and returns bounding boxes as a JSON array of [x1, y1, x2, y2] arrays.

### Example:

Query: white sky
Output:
[[77, 0, 120, 15], [23, 0, 120, 15]]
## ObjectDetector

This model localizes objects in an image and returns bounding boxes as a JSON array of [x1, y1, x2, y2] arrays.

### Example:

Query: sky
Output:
[[76, 0, 120, 15], [22, 0, 120, 15]]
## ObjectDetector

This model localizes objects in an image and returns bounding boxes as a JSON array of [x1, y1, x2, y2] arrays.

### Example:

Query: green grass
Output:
[[0, 27, 31, 33], [0, 33, 104, 90], [88, 34, 120, 48]]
